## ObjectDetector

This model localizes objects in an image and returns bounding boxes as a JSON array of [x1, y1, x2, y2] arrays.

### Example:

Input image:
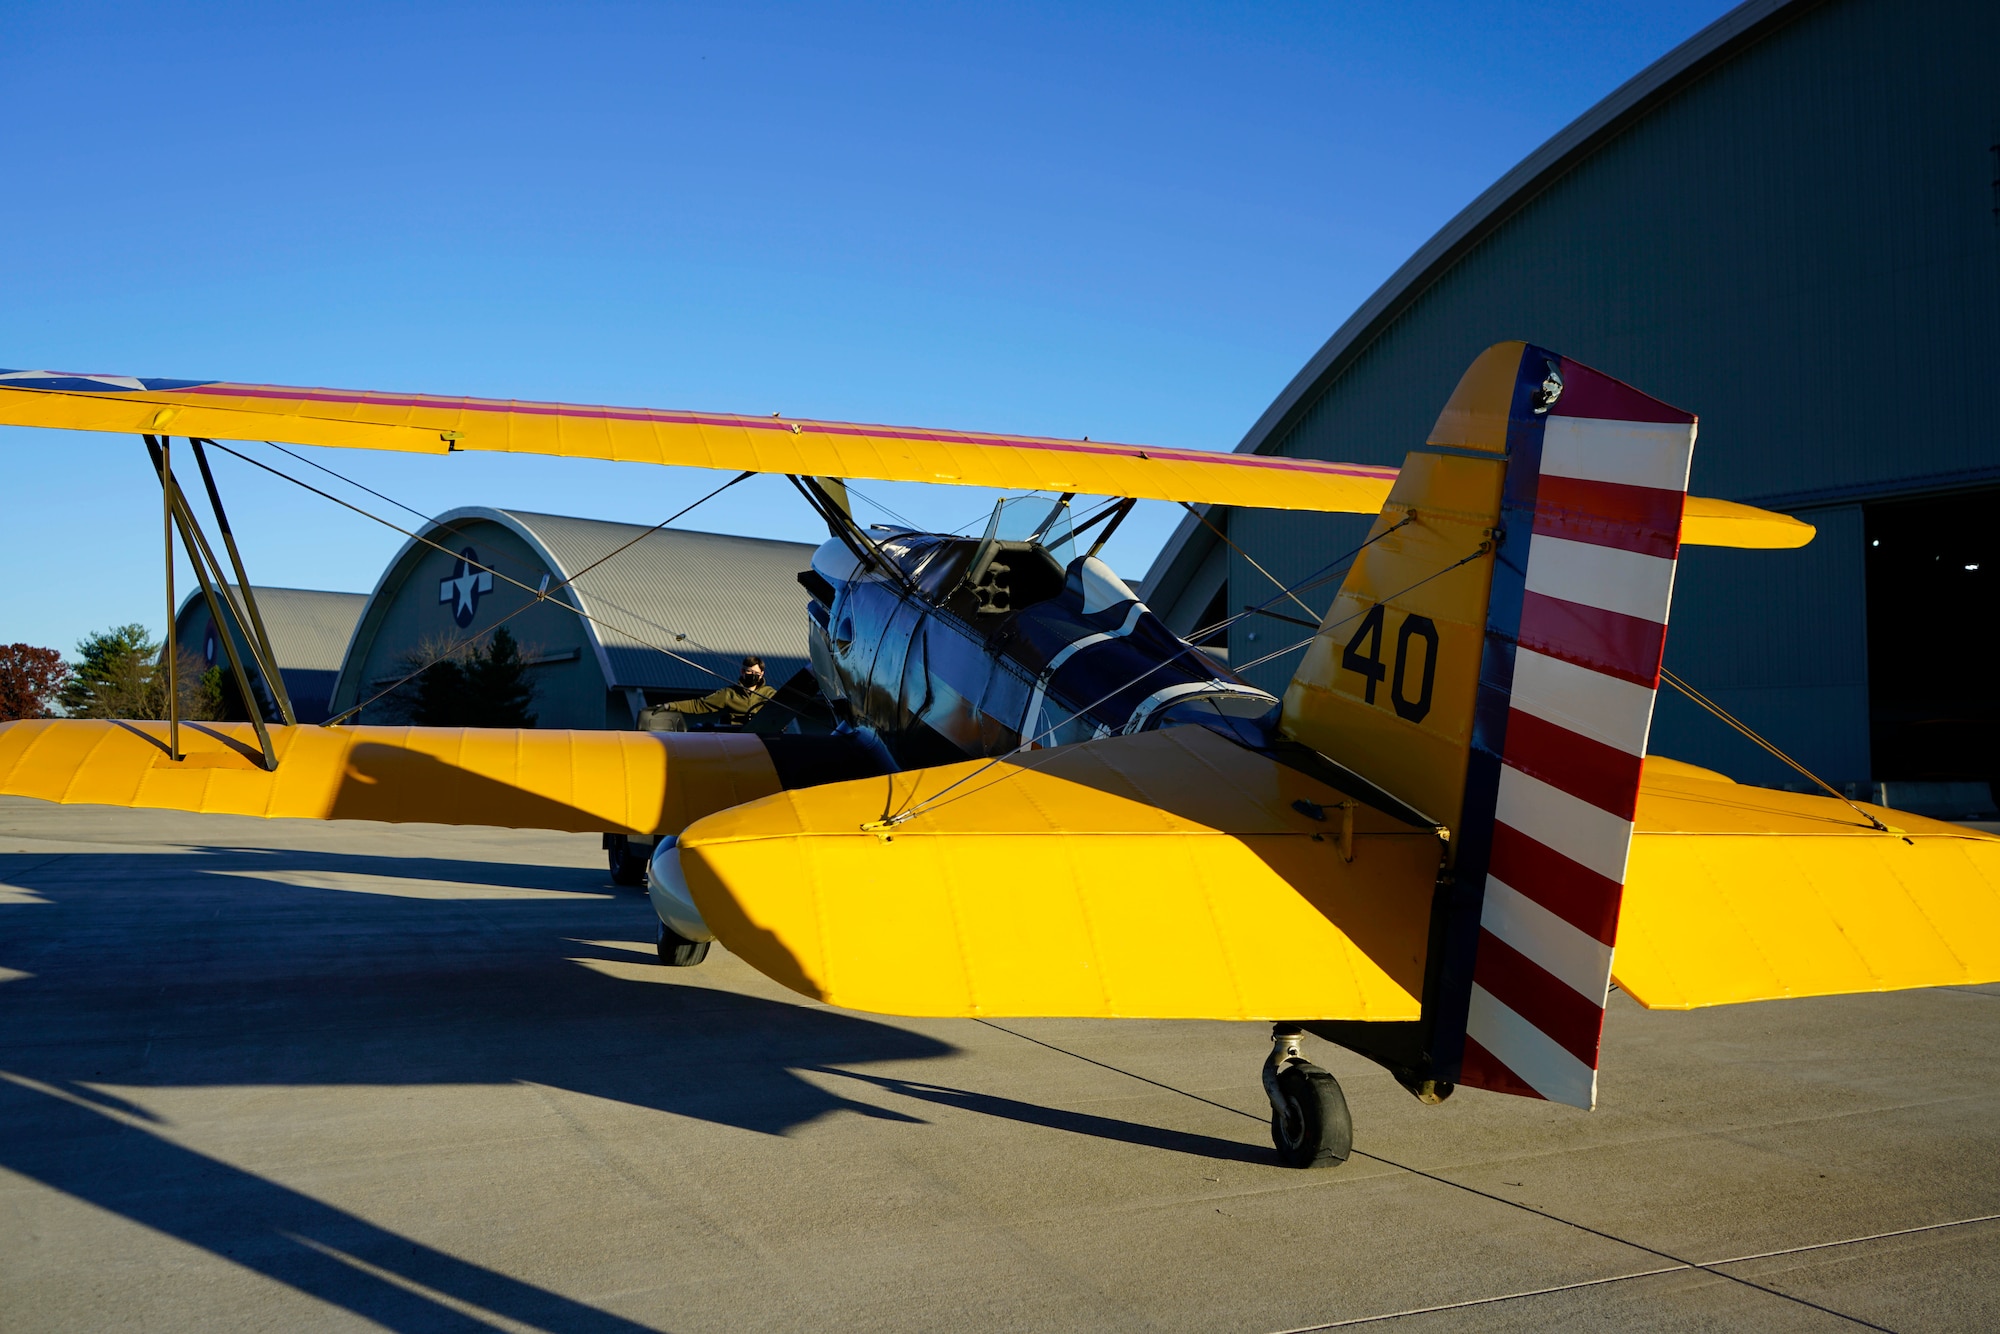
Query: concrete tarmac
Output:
[[1, 796, 1996, 1332]]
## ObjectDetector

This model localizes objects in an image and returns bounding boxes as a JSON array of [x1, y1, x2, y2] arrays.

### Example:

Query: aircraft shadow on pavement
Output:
[[0, 843, 1271, 1331]]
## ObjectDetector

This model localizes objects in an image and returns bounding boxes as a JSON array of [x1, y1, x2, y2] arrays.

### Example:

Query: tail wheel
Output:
[[657, 920, 712, 967], [1269, 1062, 1352, 1168]]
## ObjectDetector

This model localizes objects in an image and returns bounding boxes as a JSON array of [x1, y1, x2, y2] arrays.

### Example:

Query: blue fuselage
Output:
[[801, 531, 1278, 770]]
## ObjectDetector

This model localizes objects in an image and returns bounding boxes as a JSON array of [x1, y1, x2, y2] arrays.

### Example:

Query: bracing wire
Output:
[[1660, 668, 1889, 830], [877, 535, 1490, 829], [257, 438, 756, 662], [1182, 513, 1415, 649], [1179, 501, 1323, 622], [202, 442, 793, 725]]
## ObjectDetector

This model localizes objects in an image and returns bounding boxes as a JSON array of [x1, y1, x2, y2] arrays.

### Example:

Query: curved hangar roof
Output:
[[1152, 0, 1944, 608], [175, 585, 366, 675], [328, 508, 816, 728], [1138, 0, 1997, 794]]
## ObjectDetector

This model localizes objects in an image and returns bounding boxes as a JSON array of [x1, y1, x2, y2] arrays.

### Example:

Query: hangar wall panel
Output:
[[1190, 0, 1998, 788]]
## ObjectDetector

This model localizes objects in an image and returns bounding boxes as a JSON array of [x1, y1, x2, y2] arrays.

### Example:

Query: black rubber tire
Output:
[[1270, 1062, 1353, 1168], [657, 920, 712, 967], [606, 835, 648, 888]]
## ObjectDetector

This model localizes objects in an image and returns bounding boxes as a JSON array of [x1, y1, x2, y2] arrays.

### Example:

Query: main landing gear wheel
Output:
[[606, 835, 649, 888], [1263, 1025, 1352, 1169], [657, 920, 711, 967]]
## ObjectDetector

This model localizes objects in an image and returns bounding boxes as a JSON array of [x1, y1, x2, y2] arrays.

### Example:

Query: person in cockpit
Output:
[[638, 656, 774, 731]]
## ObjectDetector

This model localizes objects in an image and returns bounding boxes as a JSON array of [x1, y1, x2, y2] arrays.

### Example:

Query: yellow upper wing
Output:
[[0, 372, 1396, 514], [675, 726, 1441, 1020], [1616, 758, 2000, 1009], [1680, 495, 1814, 549], [0, 370, 1813, 541], [0, 718, 779, 836]]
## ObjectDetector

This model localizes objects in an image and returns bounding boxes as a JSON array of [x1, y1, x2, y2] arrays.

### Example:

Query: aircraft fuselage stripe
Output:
[[1458, 1035, 1546, 1102], [1540, 414, 1698, 490], [1447, 350, 1695, 1110], [1465, 984, 1597, 1107], [1507, 647, 1655, 756], [1480, 877, 1617, 999], [1501, 707, 1646, 820], [1492, 768, 1635, 886], [1487, 821, 1623, 947], [1474, 928, 1610, 1065], [1517, 592, 1667, 688], [1531, 475, 1685, 559], [1522, 534, 1677, 624]]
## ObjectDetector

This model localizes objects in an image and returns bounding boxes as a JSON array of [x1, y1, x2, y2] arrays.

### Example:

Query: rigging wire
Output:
[[256, 438, 756, 663], [201, 441, 792, 723], [264, 440, 442, 528], [322, 468, 760, 726], [1182, 513, 1415, 648], [1660, 668, 1889, 830], [1179, 501, 1322, 622], [878, 536, 1490, 828]]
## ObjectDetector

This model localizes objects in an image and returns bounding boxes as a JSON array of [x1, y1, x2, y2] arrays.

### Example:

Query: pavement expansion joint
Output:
[[1269, 1214, 2000, 1331], [970, 1021, 1928, 1334]]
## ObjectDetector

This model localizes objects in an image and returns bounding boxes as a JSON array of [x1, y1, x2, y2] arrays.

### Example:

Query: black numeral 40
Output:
[[1341, 603, 1438, 723]]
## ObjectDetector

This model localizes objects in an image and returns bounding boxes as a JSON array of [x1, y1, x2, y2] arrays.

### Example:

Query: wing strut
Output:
[[189, 438, 297, 724], [143, 435, 289, 770], [787, 474, 918, 593]]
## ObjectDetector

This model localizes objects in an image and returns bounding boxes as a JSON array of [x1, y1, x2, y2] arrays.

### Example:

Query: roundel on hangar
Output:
[[327, 506, 816, 731]]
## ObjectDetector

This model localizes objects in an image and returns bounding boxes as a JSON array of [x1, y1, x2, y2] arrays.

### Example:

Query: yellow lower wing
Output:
[[1615, 758, 2000, 1009], [675, 726, 1441, 1020], [0, 719, 779, 835]]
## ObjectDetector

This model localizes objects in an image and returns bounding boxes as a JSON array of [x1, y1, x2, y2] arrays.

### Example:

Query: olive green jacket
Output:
[[638, 683, 775, 730]]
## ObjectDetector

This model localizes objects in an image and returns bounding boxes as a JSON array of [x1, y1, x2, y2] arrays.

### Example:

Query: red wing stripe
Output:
[[1473, 929, 1608, 1067], [1532, 475, 1685, 559], [1458, 1037, 1546, 1101], [1517, 591, 1667, 688], [1488, 822, 1624, 946], [1501, 709, 1645, 820], [171, 384, 1400, 479]]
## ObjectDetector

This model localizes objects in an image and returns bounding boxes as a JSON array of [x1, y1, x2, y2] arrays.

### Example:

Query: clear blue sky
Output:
[[2, 0, 1735, 656]]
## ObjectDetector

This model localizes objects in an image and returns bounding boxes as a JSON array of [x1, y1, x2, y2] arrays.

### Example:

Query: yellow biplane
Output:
[[2, 342, 1994, 1168]]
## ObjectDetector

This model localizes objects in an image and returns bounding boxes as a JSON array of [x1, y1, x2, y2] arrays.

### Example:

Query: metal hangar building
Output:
[[1140, 0, 1997, 803], [326, 508, 816, 729], [173, 586, 367, 724]]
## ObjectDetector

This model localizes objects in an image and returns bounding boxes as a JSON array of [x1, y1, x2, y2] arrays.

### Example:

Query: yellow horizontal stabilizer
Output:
[[1615, 758, 2000, 1009], [1680, 495, 1816, 549], [0, 719, 779, 835], [675, 726, 1441, 1020], [0, 377, 1397, 515]]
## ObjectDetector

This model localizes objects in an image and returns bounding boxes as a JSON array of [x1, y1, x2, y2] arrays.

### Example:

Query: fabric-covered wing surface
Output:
[[0, 374, 1397, 514], [674, 726, 1442, 1021], [0, 371, 1813, 541], [0, 719, 779, 835], [1616, 757, 2000, 1009]]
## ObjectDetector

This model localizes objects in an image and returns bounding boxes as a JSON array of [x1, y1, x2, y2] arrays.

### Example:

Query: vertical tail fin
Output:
[[1282, 343, 1696, 1108]]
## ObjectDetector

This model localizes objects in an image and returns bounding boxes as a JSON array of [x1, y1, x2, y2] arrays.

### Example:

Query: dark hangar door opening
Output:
[[1864, 487, 1999, 787]]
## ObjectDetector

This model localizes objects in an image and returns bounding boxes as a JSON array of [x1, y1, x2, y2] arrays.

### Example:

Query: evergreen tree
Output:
[[58, 624, 215, 720], [410, 626, 537, 727], [59, 624, 154, 717]]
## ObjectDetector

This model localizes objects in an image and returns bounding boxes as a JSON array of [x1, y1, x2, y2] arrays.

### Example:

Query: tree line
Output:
[[0, 624, 536, 726]]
